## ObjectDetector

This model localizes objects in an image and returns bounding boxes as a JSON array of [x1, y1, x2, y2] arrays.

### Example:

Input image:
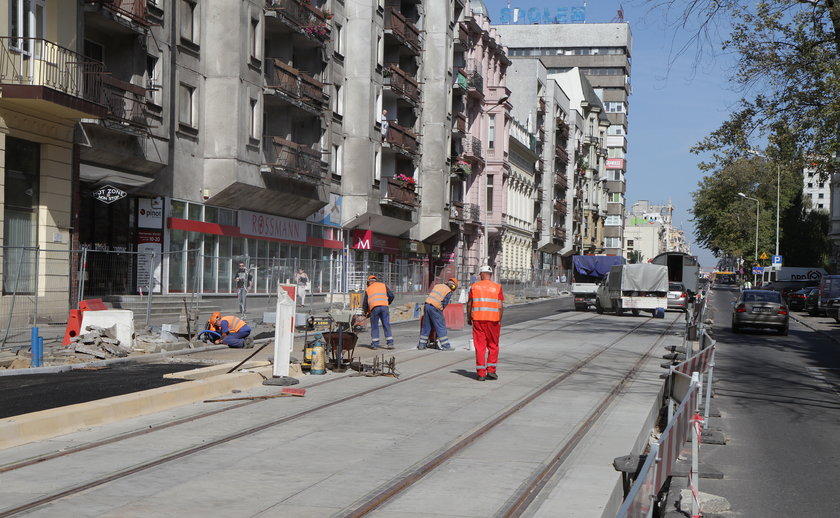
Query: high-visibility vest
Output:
[[470, 280, 502, 321], [425, 283, 451, 310], [218, 316, 247, 333], [366, 282, 390, 309]]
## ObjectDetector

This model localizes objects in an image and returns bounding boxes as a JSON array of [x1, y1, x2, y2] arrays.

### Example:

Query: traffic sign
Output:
[[759, 252, 769, 260], [752, 266, 764, 275], [772, 255, 782, 266]]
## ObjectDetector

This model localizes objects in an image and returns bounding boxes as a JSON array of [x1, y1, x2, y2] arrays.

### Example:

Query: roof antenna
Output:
[[610, 5, 625, 22]]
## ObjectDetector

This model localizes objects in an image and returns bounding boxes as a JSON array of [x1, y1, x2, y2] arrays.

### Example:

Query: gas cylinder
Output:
[[310, 337, 326, 375]]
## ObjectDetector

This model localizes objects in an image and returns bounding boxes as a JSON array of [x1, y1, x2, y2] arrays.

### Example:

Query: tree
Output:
[[652, 0, 840, 174], [628, 250, 645, 264]]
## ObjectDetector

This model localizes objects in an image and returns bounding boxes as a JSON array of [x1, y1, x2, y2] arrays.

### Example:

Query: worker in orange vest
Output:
[[467, 265, 504, 381], [418, 277, 458, 351], [208, 312, 253, 348], [362, 274, 395, 349]]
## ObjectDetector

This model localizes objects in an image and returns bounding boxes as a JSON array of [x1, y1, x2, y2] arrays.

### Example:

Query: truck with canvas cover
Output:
[[571, 255, 625, 311], [595, 263, 669, 316], [651, 252, 700, 296]]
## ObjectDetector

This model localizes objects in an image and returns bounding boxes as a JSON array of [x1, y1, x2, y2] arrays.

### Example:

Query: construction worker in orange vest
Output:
[[208, 312, 253, 348], [467, 265, 504, 381], [418, 277, 458, 351], [362, 274, 395, 349]]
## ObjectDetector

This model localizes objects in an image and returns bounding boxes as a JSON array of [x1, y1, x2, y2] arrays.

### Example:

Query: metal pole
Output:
[[754, 200, 759, 285], [704, 347, 716, 421], [33, 247, 40, 327], [77, 248, 88, 307], [145, 252, 155, 327], [775, 162, 780, 256]]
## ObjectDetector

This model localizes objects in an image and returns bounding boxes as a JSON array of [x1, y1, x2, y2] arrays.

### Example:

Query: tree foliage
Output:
[[651, 0, 840, 174], [627, 250, 645, 264]]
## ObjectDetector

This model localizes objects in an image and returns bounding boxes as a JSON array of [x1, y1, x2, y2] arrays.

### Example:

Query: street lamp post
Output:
[[738, 192, 760, 284], [747, 149, 780, 257]]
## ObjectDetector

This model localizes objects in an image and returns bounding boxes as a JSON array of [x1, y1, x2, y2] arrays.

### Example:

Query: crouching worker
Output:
[[418, 278, 458, 351], [208, 312, 252, 348]]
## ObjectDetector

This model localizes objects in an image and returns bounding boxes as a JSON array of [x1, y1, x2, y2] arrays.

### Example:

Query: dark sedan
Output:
[[732, 289, 789, 335], [786, 288, 811, 311]]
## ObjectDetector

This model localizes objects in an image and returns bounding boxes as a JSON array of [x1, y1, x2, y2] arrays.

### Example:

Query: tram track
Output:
[[0, 311, 599, 483], [0, 310, 673, 518], [338, 313, 679, 517]]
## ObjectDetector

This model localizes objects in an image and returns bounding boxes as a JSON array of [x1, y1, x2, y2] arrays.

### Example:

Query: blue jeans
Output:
[[222, 325, 251, 348], [419, 304, 450, 349], [369, 306, 393, 347]]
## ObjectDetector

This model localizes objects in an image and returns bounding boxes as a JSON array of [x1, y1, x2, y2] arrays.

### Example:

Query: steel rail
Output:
[[0, 311, 598, 475], [0, 313, 605, 517], [338, 313, 678, 518]]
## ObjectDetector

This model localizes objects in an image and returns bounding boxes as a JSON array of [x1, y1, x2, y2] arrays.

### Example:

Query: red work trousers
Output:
[[472, 320, 500, 377]]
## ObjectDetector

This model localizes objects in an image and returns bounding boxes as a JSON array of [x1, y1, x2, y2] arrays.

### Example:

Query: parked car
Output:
[[786, 288, 811, 311], [667, 282, 688, 311], [814, 275, 840, 316], [804, 287, 820, 314], [731, 289, 789, 335], [825, 297, 840, 323]]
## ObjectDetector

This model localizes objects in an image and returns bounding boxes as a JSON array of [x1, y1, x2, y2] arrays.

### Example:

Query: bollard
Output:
[[31, 328, 42, 368]]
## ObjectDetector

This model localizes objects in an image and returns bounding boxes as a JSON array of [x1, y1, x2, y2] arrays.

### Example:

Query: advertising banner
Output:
[[239, 210, 307, 242]]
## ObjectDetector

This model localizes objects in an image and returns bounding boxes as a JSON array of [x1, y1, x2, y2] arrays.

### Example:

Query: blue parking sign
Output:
[[772, 255, 782, 266]]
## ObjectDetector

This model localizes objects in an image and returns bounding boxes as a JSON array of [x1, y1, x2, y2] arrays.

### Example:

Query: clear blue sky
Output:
[[484, 0, 739, 268]]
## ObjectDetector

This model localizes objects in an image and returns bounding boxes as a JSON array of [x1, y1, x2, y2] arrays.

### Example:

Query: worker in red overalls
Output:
[[467, 265, 504, 381]]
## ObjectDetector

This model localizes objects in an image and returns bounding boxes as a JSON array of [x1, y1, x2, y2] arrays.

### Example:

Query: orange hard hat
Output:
[[447, 278, 458, 289], [367, 275, 378, 281], [208, 311, 221, 326]]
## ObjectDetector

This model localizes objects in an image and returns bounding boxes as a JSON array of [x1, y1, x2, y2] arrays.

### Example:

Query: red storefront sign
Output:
[[351, 229, 403, 253]]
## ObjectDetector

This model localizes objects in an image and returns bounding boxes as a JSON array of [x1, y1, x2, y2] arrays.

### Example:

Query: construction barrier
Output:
[[443, 303, 465, 330]]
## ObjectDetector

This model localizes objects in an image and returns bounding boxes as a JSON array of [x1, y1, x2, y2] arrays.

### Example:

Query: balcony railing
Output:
[[554, 173, 568, 190], [535, 191, 544, 203], [554, 199, 568, 214], [264, 136, 327, 182], [89, 0, 150, 26], [462, 136, 482, 161], [266, 59, 327, 111], [383, 178, 419, 207], [384, 122, 419, 154], [267, 0, 330, 37], [454, 112, 467, 134], [556, 119, 570, 140], [463, 203, 481, 222], [384, 64, 420, 104], [464, 58, 483, 96], [535, 217, 544, 232], [384, 8, 421, 51], [553, 227, 567, 241], [537, 96, 546, 113], [555, 145, 569, 164], [0, 37, 104, 109], [101, 75, 148, 129]]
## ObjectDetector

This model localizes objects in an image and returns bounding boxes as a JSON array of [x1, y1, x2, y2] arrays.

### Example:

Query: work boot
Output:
[[477, 375, 486, 381], [244, 337, 255, 349], [486, 372, 498, 380], [417, 344, 426, 350], [384, 344, 395, 350], [439, 345, 452, 351]]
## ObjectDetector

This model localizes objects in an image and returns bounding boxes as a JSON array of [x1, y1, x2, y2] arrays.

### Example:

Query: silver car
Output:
[[731, 289, 789, 335], [667, 282, 687, 311]]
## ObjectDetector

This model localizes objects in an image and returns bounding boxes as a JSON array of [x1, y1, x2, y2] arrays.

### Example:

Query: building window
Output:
[[487, 175, 494, 212], [627, 239, 634, 247], [819, 193, 825, 199], [10, 0, 45, 53], [818, 204, 825, 209], [249, 17, 260, 60], [146, 54, 163, 106], [605, 102, 624, 113], [249, 98, 259, 139], [331, 144, 343, 176], [488, 114, 496, 149], [334, 23, 343, 56], [332, 84, 343, 117], [609, 192, 623, 204], [605, 237, 622, 249], [179, 83, 196, 127], [605, 215, 621, 226], [4, 137, 39, 294], [179, 0, 200, 44], [808, 182, 813, 188]]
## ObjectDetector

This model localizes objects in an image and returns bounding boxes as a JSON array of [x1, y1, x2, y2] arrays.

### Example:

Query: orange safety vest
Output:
[[425, 283, 451, 310], [366, 282, 390, 309], [470, 280, 502, 321], [217, 316, 247, 333]]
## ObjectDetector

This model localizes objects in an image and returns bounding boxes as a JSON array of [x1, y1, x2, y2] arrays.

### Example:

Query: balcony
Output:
[[535, 190, 544, 203], [453, 112, 467, 134], [535, 217, 544, 232], [556, 119, 570, 140], [86, 0, 150, 28], [554, 174, 568, 190], [0, 37, 106, 119], [384, 8, 421, 52], [267, 0, 331, 42], [537, 96, 546, 113], [462, 136, 483, 161], [464, 59, 483, 98], [576, 188, 584, 200], [264, 136, 327, 184], [384, 64, 420, 104], [381, 177, 419, 208], [555, 145, 569, 164], [584, 135, 602, 147], [462, 203, 481, 223], [554, 199, 568, 214], [449, 201, 465, 221], [536, 158, 544, 173], [553, 227, 567, 241], [383, 122, 419, 155], [265, 59, 327, 114], [100, 74, 149, 131]]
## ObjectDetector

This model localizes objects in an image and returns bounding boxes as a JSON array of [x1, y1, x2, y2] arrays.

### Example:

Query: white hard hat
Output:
[[479, 265, 493, 273]]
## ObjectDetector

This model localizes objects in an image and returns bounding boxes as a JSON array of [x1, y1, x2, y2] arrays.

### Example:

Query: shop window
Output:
[[3, 137, 39, 294], [170, 199, 186, 219]]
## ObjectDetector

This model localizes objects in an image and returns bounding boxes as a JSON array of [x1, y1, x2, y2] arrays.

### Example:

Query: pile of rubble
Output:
[[69, 325, 132, 359]]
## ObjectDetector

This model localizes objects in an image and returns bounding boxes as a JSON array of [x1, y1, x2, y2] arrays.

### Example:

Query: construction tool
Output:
[[204, 387, 306, 403]]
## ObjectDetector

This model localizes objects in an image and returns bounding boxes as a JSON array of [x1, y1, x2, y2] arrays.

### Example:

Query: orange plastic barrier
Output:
[[443, 303, 465, 330], [62, 309, 84, 346], [79, 298, 107, 311]]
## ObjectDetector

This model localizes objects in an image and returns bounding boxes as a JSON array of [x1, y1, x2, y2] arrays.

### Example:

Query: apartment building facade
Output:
[[494, 22, 632, 257]]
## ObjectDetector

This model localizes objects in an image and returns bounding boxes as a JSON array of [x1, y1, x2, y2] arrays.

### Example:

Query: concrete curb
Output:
[[0, 365, 274, 451]]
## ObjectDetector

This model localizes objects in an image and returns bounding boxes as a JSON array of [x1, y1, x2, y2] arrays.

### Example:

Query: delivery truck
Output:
[[595, 263, 669, 316], [571, 255, 625, 311]]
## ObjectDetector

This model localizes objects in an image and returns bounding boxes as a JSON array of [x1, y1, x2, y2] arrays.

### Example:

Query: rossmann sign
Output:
[[776, 267, 827, 281]]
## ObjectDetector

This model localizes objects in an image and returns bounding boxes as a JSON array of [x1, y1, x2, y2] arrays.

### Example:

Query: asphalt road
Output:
[[698, 285, 840, 516]]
